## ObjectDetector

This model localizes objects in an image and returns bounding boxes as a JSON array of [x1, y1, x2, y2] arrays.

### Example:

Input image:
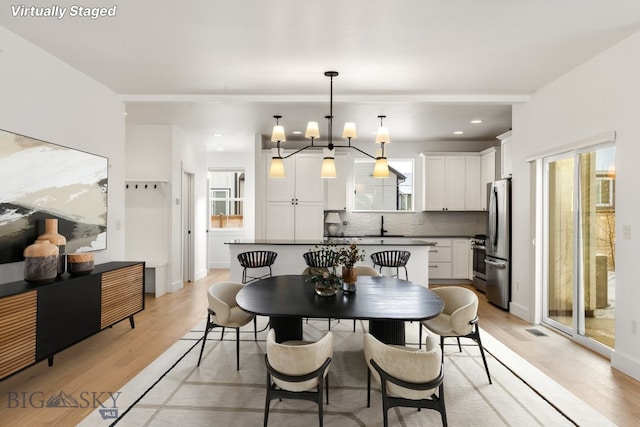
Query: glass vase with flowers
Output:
[[337, 242, 366, 292]]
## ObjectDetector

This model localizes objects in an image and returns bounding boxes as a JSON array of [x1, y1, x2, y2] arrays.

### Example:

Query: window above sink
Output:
[[352, 158, 414, 212]]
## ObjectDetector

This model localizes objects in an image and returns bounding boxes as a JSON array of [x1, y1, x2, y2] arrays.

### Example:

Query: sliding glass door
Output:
[[543, 144, 615, 352]]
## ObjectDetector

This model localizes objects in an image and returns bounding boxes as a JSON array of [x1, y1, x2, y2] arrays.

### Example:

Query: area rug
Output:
[[78, 318, 615, 426]]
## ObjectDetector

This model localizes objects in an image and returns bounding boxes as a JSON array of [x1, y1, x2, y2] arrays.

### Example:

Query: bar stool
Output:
[[370, 250, 411, 280], [237, 250, 278, 284]]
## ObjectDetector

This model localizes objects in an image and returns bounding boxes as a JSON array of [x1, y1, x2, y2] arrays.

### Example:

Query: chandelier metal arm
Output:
[[279, 144, 376, 160]]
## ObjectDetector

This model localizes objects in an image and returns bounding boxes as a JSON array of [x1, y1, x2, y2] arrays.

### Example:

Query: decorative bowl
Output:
[[67, 253, 95, 276]]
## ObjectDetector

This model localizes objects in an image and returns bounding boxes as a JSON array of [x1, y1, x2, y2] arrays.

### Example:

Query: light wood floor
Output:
[[0, 270, 638, 426]]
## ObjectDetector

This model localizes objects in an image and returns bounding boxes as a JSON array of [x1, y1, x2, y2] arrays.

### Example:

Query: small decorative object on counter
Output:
[[37, 218, 67, 276], [67, 252, 95, 276], [23, 239, 59, 284]]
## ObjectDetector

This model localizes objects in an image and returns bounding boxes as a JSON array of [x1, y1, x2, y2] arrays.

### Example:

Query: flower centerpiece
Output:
[[307, 271, 341, 296], [306, 243, 341, 296], [336, 242, 366, 292]]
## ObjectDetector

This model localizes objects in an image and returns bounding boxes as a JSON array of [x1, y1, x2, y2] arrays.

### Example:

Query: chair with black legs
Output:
[[264, 329, 334, 427], [238, 250, 278, 284], [420, 286, 492, 384], [364, 332, 447, 427], [370, 250, 411, 280], [196, 281, 256, 370]]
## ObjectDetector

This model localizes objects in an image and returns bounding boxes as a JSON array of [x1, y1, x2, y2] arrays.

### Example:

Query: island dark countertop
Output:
[[225, 235, 475, 246], [225, 238, 435, 246]]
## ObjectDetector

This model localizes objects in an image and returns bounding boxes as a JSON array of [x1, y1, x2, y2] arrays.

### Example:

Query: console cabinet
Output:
[[0, 262, 144, 381]]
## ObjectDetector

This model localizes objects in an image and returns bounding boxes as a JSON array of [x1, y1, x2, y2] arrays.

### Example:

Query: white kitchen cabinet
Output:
[[422, 237, 471, 280], [266, 152, 324, 240], [422, 153, 482, 211], [451, 238, 472, 280], [498, 130, 512, 179], [265, 201, 324, 240], [465, 156, 482, 211], [324, 152, 348, 210], [425, 238, 452, 279]]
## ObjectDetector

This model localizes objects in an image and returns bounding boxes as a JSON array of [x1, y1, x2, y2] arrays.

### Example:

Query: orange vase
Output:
[[38, 218, 67, 276], [24, 239, 59, 283], [342, 266, 357, 293]]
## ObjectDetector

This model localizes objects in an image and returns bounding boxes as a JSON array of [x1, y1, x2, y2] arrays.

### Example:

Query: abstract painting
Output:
[[0, 129, 108, 264]]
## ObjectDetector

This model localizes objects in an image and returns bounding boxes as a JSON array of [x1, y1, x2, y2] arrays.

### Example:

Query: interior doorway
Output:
[[182, 170, 195, 283]]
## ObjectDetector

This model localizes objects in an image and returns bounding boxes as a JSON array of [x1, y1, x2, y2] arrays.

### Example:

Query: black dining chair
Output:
[[303, 250, 339, 275], [371, 250, 411, 280], [238, 250, 278, 284]]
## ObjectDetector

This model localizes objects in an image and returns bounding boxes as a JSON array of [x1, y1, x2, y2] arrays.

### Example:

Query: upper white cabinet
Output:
[[497, 130, 513, 179], [324, 152, 348, 210], [422, 153, 482, 211], [266, 152, 324, 240], [480, 147, 500, 211]]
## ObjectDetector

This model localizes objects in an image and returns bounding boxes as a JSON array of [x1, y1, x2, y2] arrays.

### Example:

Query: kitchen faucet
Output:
[[380, 215, 387, 237]]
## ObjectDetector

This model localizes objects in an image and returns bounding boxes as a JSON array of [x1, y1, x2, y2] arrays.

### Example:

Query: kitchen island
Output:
[[226, 238, 433, 286]]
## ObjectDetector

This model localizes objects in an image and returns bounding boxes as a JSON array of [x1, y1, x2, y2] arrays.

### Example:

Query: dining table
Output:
[[235, 274, 444, 345]]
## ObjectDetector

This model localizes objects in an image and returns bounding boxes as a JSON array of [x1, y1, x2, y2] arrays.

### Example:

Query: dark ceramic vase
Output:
[[23, 239, 59, 284]]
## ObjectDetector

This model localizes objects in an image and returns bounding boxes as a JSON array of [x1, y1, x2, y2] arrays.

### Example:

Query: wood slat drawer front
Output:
[[0, 291, 37, 379], [101, 264, 144, 329]]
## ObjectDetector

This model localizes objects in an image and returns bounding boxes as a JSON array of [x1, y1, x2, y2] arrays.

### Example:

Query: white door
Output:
[[294, 154, 324, 202], [424, 155, 446, 210], [265, 201, 295, 240], [295, 202, 325, 240], [182, 171, 195, 282], [445, 156, 465, 210], [464, 156, 482, 211]]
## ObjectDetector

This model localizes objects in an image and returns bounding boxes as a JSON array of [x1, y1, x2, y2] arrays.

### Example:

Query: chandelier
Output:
[[269, 71, 390, 179]]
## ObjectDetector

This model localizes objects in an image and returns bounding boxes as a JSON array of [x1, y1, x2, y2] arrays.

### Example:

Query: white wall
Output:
[[124, 125, 172, 295], [171, 127, 208, 287], [0, 26, 125, 283], [512, 30, 640, 380]]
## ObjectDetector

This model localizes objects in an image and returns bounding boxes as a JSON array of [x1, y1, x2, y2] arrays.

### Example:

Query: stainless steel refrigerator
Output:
[[485, 179, 511, 309]]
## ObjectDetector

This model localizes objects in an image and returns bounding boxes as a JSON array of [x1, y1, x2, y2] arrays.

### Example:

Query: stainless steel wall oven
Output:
[[471, 234, 487, 292]]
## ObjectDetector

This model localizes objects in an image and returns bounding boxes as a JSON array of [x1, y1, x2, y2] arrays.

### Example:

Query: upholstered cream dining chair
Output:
[[364, 332, 447, 427], [420, 286, 492, 384], [196, 281, 256, 370], [264, 329, 334, 427]]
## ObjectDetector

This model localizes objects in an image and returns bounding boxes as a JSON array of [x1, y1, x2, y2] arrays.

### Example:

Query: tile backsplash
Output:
[[325, 211, 487, 237]]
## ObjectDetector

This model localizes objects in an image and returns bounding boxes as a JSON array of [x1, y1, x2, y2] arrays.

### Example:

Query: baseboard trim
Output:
[[509, 301, 531, 322], [612, 350, 640, 382]]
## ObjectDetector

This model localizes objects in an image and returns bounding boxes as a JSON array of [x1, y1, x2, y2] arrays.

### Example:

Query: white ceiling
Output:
[[2, 0, 640, 152]]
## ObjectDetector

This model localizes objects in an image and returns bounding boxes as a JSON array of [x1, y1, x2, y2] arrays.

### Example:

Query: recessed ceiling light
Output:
[[292, 131, 302, 135], [453, 131, 464, 135], [470, 119, 482, 124]]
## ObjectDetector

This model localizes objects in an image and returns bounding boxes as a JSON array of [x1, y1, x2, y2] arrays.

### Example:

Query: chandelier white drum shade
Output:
[[268, 71, 390, 179]]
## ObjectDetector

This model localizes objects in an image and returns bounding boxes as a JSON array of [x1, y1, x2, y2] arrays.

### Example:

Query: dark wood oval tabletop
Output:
[[236, 274, 444, 344]]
